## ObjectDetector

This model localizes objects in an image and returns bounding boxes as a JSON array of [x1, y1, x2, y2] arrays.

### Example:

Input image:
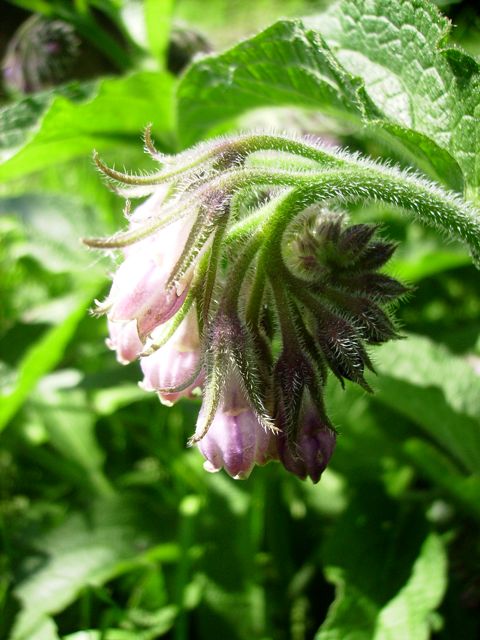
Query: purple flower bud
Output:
[[196, 378, 276, 479], [278, 403, 336, 483], [140, 311, 204, 405], [106, 319, 143, 364], [105, 216, 193, 339]]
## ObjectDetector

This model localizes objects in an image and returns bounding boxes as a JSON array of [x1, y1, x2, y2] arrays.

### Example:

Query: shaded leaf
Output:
[[371, 334, 480, 472], [28, 376, 112, 495], [317, 486, 446, 639], [404, 438, 480, 522], [10, 497, 176, 640]]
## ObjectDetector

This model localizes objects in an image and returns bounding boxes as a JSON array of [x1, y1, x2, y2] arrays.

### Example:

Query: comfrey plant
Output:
[[84, 130, 480, 482]]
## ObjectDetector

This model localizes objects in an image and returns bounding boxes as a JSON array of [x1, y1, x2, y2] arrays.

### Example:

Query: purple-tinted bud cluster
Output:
[[2, 15, 79, 95], [85, 134, 407, 483]]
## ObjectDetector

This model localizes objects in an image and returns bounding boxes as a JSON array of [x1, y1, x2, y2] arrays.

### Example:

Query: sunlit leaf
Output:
[[371, 334, 480, 473], [0, 72, 174, 182]]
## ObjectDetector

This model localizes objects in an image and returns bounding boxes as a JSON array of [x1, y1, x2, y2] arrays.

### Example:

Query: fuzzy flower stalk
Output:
[[84, 129, 480, 482]]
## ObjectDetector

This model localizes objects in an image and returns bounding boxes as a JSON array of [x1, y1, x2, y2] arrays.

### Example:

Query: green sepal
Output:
[[166, 192, 231, 288]]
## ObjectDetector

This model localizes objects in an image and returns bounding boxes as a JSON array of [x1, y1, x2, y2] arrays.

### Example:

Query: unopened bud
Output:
[[278, 401, 336, 483]]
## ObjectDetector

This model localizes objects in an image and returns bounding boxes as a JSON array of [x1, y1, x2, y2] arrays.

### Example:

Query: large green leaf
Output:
[[176, 0, 480, 194], [177, 19, 378, 146], [0, 71, 174, 182], [317, 487, 446, 639], [374, 534, 445, 639], [23, 617, 59, 640]]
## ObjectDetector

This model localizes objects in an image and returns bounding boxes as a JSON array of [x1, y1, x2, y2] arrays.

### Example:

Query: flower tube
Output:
[[196, 375, 276, 479], [140, 309, 204, 405]]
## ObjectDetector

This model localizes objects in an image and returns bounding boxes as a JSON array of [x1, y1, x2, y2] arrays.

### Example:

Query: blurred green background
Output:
[[0, 1, 479, 639]]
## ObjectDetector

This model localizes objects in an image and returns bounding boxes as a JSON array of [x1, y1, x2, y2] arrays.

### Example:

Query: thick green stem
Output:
[[89, 160, 480, 259], [254, 167, 480, 263], [228, 133, 345, 167]]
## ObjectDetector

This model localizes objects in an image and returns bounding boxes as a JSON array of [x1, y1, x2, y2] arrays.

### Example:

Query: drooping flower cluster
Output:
[[84, 131, 408, 482]]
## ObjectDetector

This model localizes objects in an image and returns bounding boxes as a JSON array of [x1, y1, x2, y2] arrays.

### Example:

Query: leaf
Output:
[[28, 378, 112, 496], [64, 609, 177, 640], [374, 534, 445, 639], [92, 383, 149, 416], [366, 121, 464, 194], [176, 1, 479, 194], [0, 72, 174, 182], [0, 285, 101, 433], [145, 0, 174, 64], [0, 84, 94, 164], [177, 19, 379, 147], [0, 193, 107, 274], [317, 486, 447, 640], [309, 0, 480, 197], [388, 247, 470, 282], [404, 438, 480, 522], [370, 334, 480, 473], [62, 604, 178, 639], [10, 497, 175, 640], [24, 617, 60, 640]]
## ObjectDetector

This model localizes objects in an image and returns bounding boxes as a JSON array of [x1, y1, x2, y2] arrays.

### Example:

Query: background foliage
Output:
[[0, 1, 479, 639]]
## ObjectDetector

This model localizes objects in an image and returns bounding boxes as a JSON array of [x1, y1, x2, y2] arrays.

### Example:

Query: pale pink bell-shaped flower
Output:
[[196, 377, 275, 479], [106, 318, 143, 364], [105, 214, 193, 339], [140, 310, 204, 405]]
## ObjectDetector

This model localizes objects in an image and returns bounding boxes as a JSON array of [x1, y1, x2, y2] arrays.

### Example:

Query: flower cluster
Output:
[[2, 15, 79, 95], [85, 131, 408, 482]]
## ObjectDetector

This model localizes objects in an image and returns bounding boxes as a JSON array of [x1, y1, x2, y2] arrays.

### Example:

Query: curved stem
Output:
[[95, 132, 343, 187], [227, 133, 345, 167], [256, 167, 480, 262]]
